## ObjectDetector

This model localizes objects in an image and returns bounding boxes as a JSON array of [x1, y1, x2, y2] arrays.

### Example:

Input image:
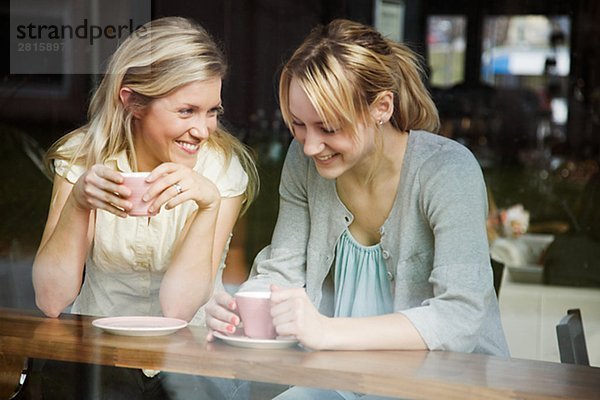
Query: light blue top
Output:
[[334, 229, 393, 318]]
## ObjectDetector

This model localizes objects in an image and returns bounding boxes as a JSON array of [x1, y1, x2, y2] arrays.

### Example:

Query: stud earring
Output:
[[378, 120, 384, 126]]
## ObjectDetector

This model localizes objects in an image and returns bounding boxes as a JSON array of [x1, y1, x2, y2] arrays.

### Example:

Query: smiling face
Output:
[[131, 78, 223, 171], [288, 78, 377, 180]]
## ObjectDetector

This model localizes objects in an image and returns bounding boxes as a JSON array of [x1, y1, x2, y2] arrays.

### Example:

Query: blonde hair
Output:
[[279, 19, 439, 138], [46, 16, 258, 214]]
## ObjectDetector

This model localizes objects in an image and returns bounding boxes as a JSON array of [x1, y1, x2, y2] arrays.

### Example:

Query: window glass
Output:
[[482, 15, 571, 83], [427, 15, 467, 87], [481, 15, 571, 131]]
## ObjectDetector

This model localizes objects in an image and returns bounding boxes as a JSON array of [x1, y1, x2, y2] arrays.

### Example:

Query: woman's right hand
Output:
[[205, 291, 241, 341], [71, 164, 132, 218]]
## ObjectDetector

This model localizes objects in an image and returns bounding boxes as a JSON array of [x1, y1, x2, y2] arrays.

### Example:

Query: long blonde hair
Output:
[[46, 16, 258, 214], [279, 18, 439, 139]]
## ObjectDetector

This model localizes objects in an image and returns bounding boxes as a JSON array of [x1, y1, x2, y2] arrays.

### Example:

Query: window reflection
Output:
[[482, 15, 571, 140], [427, 15, 467, 88], [482, 16, 570, 80]]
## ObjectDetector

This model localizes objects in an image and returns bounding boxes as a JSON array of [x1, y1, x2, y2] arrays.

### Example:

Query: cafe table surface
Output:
[[0, 307, 599, 400]]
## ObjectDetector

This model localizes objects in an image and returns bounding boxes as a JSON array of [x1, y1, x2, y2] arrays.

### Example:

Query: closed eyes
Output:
[[292, 121, 338, 134]]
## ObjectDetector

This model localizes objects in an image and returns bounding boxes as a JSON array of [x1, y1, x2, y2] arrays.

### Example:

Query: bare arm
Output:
[[33, 165, 132, 317], [143, 162, 244, 321], [318, 313, 426, 350], [160, 196, 243, 321]]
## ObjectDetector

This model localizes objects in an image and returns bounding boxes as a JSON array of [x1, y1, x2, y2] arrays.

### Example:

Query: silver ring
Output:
[[173, 183, 183, 194]]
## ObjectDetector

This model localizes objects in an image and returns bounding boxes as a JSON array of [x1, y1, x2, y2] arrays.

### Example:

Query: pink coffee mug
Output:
[[121, 172, 151, 216], [234, 291, 276, 339]]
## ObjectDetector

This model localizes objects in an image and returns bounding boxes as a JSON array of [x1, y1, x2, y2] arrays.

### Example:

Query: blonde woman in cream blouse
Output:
[[33, 17, 257, 325], [32, 17, 258, 400]]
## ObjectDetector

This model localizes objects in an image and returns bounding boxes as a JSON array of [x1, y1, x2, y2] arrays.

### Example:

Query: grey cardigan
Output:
[[242, 130, 509, 357]]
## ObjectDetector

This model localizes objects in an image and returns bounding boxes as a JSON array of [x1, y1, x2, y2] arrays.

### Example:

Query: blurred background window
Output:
[[374, 0, 405, 43], [481, 15, 570, 84], [427, 15, 467, 88], [481, 15, 571, 135]]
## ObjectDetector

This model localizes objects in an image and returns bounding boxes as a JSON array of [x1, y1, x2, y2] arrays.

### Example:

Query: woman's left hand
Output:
[[143, 162, 220, 215], [270, 284, 330, 350]]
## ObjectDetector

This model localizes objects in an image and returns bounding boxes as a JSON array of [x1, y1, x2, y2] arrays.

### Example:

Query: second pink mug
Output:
[[234, 291, 276, 339]]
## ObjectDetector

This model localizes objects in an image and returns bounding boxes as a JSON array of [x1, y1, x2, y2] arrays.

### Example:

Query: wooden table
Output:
[[1, 307, 599, 399]]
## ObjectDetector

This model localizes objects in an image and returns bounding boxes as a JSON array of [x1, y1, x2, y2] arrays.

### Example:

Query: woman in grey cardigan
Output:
[[207, 18, 509, 358]]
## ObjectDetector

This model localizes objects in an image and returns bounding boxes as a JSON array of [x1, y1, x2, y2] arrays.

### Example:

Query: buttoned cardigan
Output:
[[242, 130, 509, 356]]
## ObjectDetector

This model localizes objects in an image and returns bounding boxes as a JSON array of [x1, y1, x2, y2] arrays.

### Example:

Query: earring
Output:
[[378, 120, 384, 126]]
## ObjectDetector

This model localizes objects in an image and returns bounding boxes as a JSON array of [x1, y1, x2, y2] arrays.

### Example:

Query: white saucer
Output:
[[213, 329, 299, 349], [92, 316, 188, 336]]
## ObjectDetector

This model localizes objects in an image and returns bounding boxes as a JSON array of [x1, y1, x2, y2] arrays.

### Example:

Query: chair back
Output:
[[556, 308, 590, 365], [490, 258, 505, 297]]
